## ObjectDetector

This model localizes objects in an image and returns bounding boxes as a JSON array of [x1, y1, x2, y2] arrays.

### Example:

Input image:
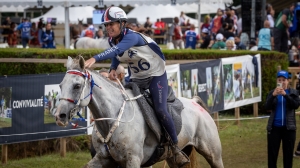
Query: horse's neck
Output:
[[88, 71, 124, 135]]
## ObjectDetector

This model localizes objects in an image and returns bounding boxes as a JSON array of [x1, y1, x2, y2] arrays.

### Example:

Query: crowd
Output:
[[1, 17, 56, 48]]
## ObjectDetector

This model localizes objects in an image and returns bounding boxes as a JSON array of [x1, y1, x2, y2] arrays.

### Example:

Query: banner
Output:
[[0, 73, 87, 144], [180, 60, 223, 112], [222, 54, 261, 110]]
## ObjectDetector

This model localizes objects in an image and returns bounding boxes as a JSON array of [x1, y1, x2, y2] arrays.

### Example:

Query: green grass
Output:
[[0, 117, 12, 128], [2, 115, 300, 168]]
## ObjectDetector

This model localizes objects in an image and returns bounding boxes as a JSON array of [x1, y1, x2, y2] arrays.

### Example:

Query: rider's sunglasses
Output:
[[104, 22, 117, 27]]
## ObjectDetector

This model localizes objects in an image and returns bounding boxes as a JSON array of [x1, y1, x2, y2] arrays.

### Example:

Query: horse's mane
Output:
[[88, 69, 122, 89]]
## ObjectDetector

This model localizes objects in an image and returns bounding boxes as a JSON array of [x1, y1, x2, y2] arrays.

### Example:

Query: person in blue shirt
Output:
[[184, 24, 199, 49], [41, 23, 56, 49], [265, 70, 300, 168], [84, 6, 189, 167], [15, 18, 32, 48]]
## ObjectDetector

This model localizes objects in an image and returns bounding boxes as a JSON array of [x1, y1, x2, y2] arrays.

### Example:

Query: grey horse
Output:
[[55, 56, 224, 168]]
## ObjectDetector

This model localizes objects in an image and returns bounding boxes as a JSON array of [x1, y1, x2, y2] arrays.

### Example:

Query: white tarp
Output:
[[175, 3, 225, 14], [31, 6, 95, 24]]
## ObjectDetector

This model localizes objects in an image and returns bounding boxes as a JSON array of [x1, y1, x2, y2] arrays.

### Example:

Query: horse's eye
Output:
[[73, 84, 81, 90]]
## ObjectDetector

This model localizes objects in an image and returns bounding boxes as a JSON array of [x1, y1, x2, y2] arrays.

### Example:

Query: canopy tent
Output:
[[31, 6, 95, 24], [174, 3, 225, 14], [0, 5, 29, 12], [0, 0, 232, 48], [127, 4, 199, 25]]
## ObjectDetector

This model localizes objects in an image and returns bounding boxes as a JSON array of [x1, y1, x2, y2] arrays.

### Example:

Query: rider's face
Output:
[[105, 22, 121, 38]]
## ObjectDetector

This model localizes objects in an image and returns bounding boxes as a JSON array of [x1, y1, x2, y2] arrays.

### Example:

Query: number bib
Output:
[[117, 43, 165, 79]]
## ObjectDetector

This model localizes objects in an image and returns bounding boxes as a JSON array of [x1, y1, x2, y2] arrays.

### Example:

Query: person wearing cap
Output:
[[265, 70, 300, 168], [212, 33, 226, 49], [84, 6, 190, 167], [15, 18, 32, 48], [200, 28, 211, 49], [184, 24, 199, 49]]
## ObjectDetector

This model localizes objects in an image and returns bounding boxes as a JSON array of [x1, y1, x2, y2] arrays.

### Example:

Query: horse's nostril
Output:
[[59, 113, 66, 119]]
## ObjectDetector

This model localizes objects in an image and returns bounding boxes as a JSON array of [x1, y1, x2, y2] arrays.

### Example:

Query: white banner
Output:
[[222, 54, 261, 110], [166, 64, 181, 97]]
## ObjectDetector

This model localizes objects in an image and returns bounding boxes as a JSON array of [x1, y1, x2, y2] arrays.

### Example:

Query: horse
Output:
[[55, 56, 224, 168], [74, 37, 110, 49], [64, 19, 83, 46]]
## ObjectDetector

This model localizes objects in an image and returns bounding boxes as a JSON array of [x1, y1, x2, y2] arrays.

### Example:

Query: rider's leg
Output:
[[149, 72, 189, 167]]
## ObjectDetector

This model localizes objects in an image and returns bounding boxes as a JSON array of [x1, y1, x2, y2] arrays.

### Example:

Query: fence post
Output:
[[60, 138, 66, 157], [214, 112, 219, 130], [1, 144, 8, 164], [235, 107, 240, 125], [253, 103, 258, 117]]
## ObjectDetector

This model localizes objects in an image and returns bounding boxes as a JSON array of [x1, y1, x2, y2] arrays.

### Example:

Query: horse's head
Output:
[[55, 56, 91, 127]]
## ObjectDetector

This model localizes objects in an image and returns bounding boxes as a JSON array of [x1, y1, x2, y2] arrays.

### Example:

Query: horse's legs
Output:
[[194, 140, 224, 168], [83, 153, 118, 168]]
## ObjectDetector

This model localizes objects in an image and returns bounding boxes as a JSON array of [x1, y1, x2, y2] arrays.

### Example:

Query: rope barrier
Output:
[[214, 115, 269, 121]]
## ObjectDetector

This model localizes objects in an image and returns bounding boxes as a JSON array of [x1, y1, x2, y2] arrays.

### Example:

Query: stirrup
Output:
[[173, 149, 190, 167]]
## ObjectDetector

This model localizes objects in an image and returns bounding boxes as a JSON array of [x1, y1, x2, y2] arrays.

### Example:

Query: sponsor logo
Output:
[[128, 49, 137, 58]]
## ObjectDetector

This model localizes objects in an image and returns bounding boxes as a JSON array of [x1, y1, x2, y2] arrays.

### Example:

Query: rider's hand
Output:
[[85, 58, 96, 68], [109, 70, 117, 80]]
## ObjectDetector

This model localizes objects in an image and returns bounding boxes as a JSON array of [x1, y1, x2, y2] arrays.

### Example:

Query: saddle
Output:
[[125, 82, 184, 167], [125, 82, 184, 141]]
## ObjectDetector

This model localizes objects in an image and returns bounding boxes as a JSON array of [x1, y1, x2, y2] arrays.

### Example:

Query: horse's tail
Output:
[[192, 96, 210, 113]]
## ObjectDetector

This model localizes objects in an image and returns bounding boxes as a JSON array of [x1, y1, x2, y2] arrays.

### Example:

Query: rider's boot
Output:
[[171, 144, 190, 167]]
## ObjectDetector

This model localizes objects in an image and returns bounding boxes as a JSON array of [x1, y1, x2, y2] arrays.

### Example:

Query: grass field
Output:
[[0, 117, 12, 128], [1, 115, 300, 168]]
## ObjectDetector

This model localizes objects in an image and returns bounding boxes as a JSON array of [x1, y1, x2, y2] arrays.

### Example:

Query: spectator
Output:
[[29, 22, 39, 47], [288, 38, 299, 67], [266, 4, 275, 28], [15, 18, 32, 48], [237, 17, 242, 36], [114, 65, 127, 85], [200, 28, 211, 49], [170, 17, 183, 49], [80, 24, 93, 38], [217, 22, 228, 37], [41, 23, 56, 48], [38, 18, 45, 47], [88, 23, 95, 37], [94, 27, 105, 39], [212, 33, 226, 49], [257, 20, 273, 51], [226, 39, 235, 50], [1, 17, 11, 43], [179, 11, 186, 26], [7, 22, 18, 47], [222, 23, 235, 40], [234, 36, 246, 50], [274, 3, 295, 53], [144, 17, 153, 36], [249, 40, 258, 51], [211, 9, 224, 36], [184, 24, 199, 49], [200, 15, 211, 32], [153, 19, 164, 44], [224, 8, 234, 25], [231, 9, 238, 28], [265, 70, 300, 168]]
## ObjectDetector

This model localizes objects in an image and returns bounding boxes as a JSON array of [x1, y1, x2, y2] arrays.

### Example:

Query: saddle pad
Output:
[[125, 82, 184, 141]]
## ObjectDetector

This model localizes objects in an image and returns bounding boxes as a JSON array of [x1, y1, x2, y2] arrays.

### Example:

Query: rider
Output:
[[85, 6, 189, 167]]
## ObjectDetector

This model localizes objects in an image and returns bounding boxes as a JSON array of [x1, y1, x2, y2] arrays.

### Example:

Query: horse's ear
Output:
[[79, 56, 85, 70], [66, 56, 73, 70]]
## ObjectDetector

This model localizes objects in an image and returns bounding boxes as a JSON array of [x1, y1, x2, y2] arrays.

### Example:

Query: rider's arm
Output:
[[15, 24, 22, 31], [93, 32, 144, 62]]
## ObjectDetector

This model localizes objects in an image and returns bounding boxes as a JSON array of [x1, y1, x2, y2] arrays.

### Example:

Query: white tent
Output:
[[127, 4, 199, 25], [0, 5, 29, 12], [175, 3, 225, 14], [31, 6, 95, 24]]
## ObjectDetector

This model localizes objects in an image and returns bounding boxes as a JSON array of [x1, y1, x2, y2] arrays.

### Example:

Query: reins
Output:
[[60, 69, 142, 143]]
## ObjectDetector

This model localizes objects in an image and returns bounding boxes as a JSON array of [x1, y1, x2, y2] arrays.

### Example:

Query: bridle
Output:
[[59, 69, 142, 144], [59, 69, 101, 119]]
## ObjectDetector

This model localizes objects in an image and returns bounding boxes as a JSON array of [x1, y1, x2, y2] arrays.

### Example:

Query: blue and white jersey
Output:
[[93, 29, 165, 79], [16, 21, 32, 38], [184, 30, 198, 49]]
